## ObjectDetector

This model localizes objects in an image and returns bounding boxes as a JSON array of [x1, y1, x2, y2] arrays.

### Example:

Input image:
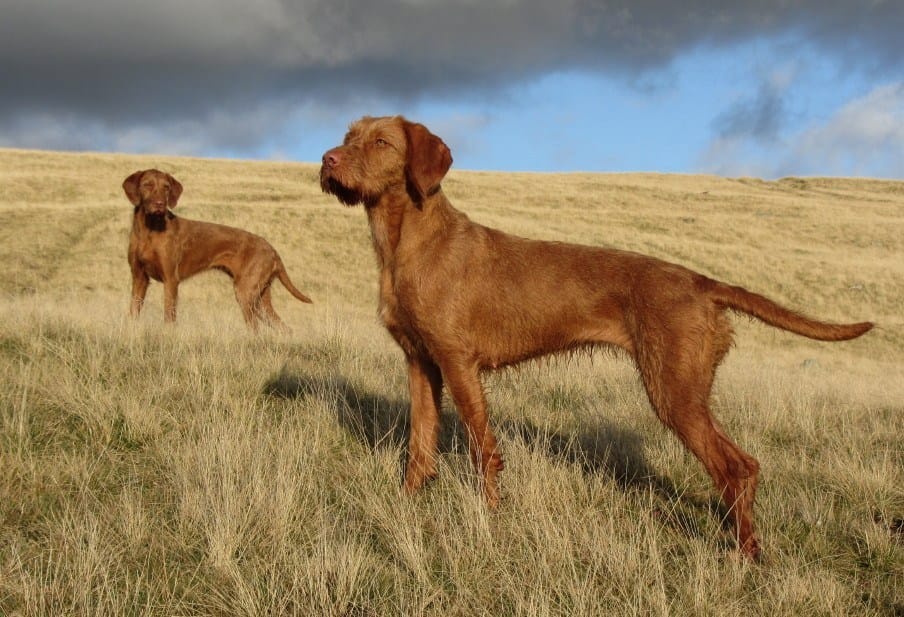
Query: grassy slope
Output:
[[0, 147, 901, 616]]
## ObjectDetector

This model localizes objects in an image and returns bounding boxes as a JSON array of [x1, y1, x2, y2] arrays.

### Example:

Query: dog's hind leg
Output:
[[634, 312, 761, 559], [233, 279, 261, 332], [259, 285, 289, 331]]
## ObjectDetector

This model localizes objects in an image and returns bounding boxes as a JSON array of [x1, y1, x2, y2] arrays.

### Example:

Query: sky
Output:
[[1, 1, 902, 178]]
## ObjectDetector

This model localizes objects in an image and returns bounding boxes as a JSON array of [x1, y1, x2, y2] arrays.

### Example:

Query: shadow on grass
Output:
[[262, 368, 466, 455], [263, 368, 731, 546], [497, 416, 732, 547]]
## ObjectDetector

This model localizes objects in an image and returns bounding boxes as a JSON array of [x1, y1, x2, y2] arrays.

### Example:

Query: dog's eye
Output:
[[375, 138, 388, 147]]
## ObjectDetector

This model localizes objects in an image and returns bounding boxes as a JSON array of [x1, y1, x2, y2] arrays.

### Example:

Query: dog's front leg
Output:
[[162, 277, 178, 323], [403, 356, 444, 494], [129, 269, 149, 318], [440, 360, 505, 507]]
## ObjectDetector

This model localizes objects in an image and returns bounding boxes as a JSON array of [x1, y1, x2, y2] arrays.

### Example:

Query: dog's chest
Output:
[[136, 249, 164, 281], [131, 235, 167, 281], [377, 269, 425, 357]]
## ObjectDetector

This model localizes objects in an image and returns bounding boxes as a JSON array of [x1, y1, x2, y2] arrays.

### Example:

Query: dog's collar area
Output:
[[142, 210, 172, 232]]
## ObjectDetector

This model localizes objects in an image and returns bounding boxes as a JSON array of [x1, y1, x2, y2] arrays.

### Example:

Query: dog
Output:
[[319, 115, 873, 559], [124, 169, 312, 328]]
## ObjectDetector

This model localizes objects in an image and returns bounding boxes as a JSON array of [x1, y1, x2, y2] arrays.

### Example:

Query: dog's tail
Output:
[[710, 281, 872, 341], [276, 261, 313, 304]]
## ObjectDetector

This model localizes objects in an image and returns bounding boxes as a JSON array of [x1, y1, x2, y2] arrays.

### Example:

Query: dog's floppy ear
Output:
[[122, 170, 145, 206], [166, 173, 183, 207], [403, 120, 452, 201]]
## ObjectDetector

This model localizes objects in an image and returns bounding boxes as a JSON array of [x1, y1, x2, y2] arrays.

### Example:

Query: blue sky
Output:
[[238, 38, 899, 177], [1, 2, 902, 178]]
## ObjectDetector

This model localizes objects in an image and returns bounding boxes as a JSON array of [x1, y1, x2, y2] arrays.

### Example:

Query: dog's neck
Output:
[[134, 207, 174, 233], [365, 188, 464, 269], [365, 187, 414, 268], [366, 188, 458, 264]]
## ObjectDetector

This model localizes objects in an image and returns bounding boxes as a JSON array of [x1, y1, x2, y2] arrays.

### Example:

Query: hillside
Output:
[[1, 148, 902, 615]]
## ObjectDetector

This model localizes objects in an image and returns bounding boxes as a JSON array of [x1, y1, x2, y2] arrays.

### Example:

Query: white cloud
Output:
[[782, 82, 904, 177], [699, 82, 904, 179], [696, 136, 777, 178]]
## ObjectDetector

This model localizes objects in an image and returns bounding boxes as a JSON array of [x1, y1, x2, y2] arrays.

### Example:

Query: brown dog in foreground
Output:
[[319, 116, 873, 559], [124, 169, 312, 328]]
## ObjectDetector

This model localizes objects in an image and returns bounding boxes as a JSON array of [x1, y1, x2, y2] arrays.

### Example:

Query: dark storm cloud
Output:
[[713, 70, 792, 142], [1, 0, 902, 151], [714, 91, 785, 141]]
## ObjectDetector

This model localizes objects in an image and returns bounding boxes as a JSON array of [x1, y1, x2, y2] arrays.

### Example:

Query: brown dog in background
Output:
[[124, 169, 311, 328], [320, 115, 874, 559]]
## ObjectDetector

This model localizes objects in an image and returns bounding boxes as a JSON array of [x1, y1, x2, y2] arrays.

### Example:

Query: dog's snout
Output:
[[322, 149, 342, 168]]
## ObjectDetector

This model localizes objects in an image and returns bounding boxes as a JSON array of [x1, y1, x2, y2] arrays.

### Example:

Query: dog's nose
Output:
[[322, 149, 341, 168]]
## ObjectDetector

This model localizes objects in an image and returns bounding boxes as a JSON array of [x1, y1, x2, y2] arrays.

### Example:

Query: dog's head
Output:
[[320, 116, 452, 206], [123, 169, 183, 215]]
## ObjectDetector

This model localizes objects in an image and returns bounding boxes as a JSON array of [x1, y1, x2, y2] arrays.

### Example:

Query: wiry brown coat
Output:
[[124, 169, 311, 328], [320, 115, 873, 559]]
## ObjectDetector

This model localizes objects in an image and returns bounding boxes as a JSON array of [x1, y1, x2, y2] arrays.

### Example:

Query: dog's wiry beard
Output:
[[320, 174, 364, 207], [141, 208, 169, 232]]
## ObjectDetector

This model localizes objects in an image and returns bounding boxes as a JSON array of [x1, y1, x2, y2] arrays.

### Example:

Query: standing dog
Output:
[[319, 116, 873, 559], [124, 169, 312, 328]]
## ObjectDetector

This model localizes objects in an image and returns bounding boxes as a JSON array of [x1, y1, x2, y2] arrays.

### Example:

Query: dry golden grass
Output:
[[0, 147, 901, 616]]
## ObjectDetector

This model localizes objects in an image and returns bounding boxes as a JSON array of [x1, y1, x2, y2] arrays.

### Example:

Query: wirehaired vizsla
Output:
[[319, 115, 873, 559], [124, 169, 312, 328]]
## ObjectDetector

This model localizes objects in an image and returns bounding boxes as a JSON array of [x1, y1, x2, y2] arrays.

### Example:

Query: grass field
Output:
[[0, 147, 902, 615]]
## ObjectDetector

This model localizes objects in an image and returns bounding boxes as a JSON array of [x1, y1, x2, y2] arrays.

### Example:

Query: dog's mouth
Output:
[[320, 171, 363, 207]]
